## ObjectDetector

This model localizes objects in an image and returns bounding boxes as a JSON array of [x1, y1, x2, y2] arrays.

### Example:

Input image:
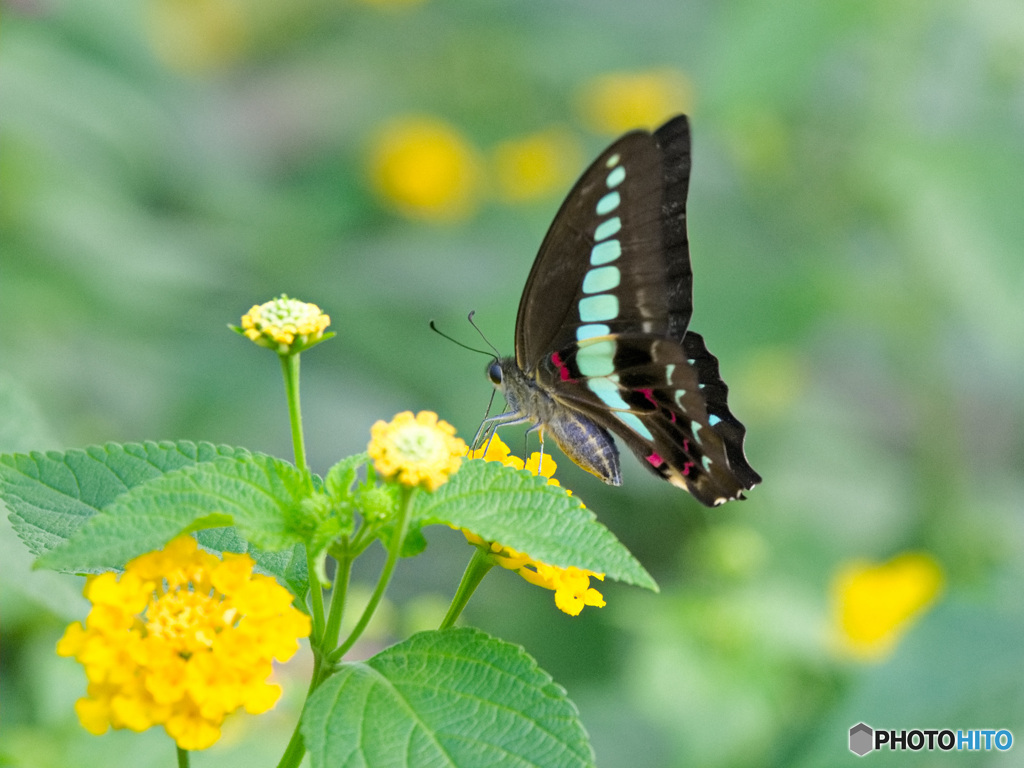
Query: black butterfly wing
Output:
[[515, 116, 694, 370], [506, 113, 759, 505], [537, 332, 760, 506]]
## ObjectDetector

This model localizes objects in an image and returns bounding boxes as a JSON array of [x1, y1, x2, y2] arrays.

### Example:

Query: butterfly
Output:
[[480, 114, 760, 507]]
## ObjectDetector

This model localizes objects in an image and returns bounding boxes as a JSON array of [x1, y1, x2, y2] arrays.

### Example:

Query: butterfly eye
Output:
[[487, 361, 503, 386]]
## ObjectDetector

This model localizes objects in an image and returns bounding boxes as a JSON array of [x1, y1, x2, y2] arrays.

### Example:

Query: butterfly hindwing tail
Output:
[[680, 331, 761, 491]]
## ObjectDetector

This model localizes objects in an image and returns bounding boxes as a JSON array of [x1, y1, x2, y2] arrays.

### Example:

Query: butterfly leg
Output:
[[523, 423, 547, 468], [473, 410, 531, 451]]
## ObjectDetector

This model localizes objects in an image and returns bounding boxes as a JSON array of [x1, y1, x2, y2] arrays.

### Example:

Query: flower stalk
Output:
[[280, 352, 309, 478], [329, 486, 416, 664], [322, 546, 353, 654], [440, 546, 495, 630]]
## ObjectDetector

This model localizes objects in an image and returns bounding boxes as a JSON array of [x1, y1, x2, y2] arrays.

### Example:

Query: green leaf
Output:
[[0, 441, 250, 556], [325, 451, 370, 501], [302, 627, 595, 768], [413, 459, 656, 591], [36, 454, 309, 573]]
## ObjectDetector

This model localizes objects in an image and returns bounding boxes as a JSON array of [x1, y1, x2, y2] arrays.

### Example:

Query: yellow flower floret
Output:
[[463, 434, 604, 616], [492, 542, 606, 616], [833, 551, 944, 661], [466, 434, 523, 470], [57, 535, 311, 751], [369, 411, 466, 491], [240, 295, 331, 354]]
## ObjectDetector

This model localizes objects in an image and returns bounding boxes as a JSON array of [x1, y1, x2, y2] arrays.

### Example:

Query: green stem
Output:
[[279, 353, 325, 637], [275, 650, 323, 768], [329, 487, 415, 664], [279, 353, 308, 478], [280, 549, 353, 768], [306, 547, 326, 642], [439, 546, 495, 630], [275, 352, 320, 768], [276, 726, 305, 768], [176, 746, 189, 768], [323, 547, 353, 652]]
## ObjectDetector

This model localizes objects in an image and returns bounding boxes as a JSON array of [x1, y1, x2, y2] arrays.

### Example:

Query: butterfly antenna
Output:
[[466, 311, 502, 358], [429, 318, 494, 358]]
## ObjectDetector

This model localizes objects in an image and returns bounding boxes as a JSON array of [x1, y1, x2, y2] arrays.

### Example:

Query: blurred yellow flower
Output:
[[369, 411, 466, 491], [147, 0, 247, 74], [57, 536, 310, 751], [239, 295, 331, 355], [464, 435, 604, 616], [493, 128, 583, 202], [833, 552, 944, 661], [368, 116, 483, 222], [578, 69, 694, 134]]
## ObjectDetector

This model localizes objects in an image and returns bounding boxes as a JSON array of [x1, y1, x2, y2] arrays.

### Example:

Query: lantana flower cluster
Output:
[[368, 410, 466, 491], [240, 295, 331, 354], [57, 536, 311, 750]]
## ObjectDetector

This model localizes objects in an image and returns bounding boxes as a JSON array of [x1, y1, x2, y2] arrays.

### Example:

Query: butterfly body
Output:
[[485, 115, 760, 507], [487, 356, 622, 485]]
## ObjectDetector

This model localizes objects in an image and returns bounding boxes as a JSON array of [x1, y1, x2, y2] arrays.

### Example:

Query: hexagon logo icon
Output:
[[849, 722, 874, 756]]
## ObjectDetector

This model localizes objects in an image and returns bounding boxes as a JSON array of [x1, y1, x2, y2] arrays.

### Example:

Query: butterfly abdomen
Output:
[[543, 407, 621, 485]]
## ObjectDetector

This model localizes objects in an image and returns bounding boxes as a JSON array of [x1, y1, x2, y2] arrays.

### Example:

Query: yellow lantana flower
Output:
[[368, 116, 483, 222], [368, 411, 466, 491], [515, 559, 606, 616], [57, 536, 311, 751], [833, 552, 944, 661], [578, 69, 694, 134], [493, 128, 583, 202], [464, 434, 605, 616], [239, 295, 331, 354], [466, 432, 524, 470]]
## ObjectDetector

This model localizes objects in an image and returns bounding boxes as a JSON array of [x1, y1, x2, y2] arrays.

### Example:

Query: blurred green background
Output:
[[2, 0, 1023, 765]]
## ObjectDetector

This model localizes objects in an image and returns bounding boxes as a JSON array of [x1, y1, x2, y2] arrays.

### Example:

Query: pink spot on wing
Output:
[[638, 387, 658, 407], [682, 461, 694, 476], [646, 452, 663, 467], [551, 351, 575, 382]]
